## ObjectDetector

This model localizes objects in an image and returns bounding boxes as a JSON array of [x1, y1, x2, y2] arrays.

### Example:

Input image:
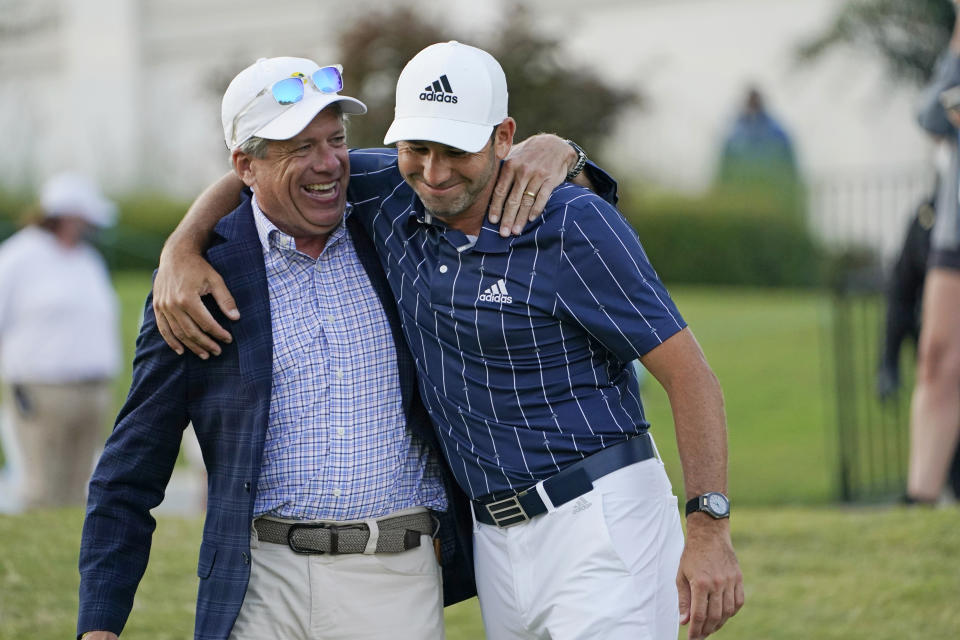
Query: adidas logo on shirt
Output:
[[478, 279, 513, 304], [419, 74, 458, 103]]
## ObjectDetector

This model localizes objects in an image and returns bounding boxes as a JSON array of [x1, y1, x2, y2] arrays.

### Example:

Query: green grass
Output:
[[2, 506, 958, 639], [0, 276, 952, 638], [641, 286, 837, 505]]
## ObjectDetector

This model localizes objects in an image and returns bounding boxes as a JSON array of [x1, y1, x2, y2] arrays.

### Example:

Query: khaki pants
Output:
[[3, 380, 112, 509], [230, 514, 445, 640]]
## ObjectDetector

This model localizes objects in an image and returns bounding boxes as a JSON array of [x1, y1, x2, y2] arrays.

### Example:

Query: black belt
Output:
[[254, 511, 434, 554], [473, 433, 656, 528]]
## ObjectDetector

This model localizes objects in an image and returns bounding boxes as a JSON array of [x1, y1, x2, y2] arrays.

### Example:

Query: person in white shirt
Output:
[[0, 172, 120, 511]]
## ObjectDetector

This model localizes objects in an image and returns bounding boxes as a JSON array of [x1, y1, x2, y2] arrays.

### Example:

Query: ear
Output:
[[231, 150, 257, 188], [494, 117, 516, 160]]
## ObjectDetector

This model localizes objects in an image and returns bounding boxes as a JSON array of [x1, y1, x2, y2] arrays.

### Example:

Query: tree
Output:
[[336, 3, 638, 154], [797, 0, 955, 84]]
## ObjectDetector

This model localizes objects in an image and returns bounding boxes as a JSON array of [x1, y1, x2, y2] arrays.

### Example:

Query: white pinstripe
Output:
[[346, 152, 685, 499]]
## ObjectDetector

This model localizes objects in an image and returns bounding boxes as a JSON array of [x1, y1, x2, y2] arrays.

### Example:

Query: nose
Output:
[[421, 151, 452, 186], [311, 144, 342, 174]]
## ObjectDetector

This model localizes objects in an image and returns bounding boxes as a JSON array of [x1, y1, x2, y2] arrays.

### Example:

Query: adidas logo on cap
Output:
[[478, 279, 512, 304], [419, 74, 459, 104]]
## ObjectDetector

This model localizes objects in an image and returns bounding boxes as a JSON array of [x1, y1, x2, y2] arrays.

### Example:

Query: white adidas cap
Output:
[[383, 41, 508, 153], [222, 56, 367, 150], [40, 172, 117, 227]]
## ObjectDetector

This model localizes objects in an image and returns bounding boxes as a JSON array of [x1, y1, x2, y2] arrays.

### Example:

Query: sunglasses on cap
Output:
[[269, 65, 344, 104], [230, 65, 344, 146]]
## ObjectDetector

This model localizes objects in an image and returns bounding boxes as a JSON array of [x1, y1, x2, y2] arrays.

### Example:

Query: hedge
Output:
[[621, 188, 820, 288]]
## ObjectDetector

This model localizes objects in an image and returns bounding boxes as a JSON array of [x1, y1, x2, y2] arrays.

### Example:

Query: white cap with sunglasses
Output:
[[222, 56, 367, 150], [383, 41, 508, 153]]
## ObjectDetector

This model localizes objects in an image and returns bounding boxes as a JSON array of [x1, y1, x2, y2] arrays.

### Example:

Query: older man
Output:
[[78, 57, 470, 640]]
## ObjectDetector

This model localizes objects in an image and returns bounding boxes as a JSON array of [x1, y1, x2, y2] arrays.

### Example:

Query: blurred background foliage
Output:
[[796, 0, 955, 84], [0, 1, 949, 287], [336, 3, 639, 154]]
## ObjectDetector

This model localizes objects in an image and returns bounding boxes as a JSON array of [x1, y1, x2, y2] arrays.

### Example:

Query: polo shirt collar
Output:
[[407, 195, 539, 255]]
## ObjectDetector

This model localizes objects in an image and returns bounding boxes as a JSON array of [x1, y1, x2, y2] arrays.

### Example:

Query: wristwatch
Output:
[[564, 139, 588, 181], [685, 492, 730, 519]]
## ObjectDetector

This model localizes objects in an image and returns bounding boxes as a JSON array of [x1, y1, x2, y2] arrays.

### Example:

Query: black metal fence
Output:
[[809, 167, 935, 502]]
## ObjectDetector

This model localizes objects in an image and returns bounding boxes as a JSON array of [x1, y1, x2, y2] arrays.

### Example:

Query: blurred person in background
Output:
[[0, 172, 120, 512], [715, 85, 799, 190], [906, 0, 960, 505], [876, 190, 936, 402], [875, 185, 960, 499]]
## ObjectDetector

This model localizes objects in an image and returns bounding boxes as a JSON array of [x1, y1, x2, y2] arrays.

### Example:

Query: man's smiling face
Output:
[[235, 106, 349, 254]]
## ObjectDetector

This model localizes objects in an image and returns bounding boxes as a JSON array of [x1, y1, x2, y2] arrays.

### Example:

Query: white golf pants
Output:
[[473, 454, 684, 640]]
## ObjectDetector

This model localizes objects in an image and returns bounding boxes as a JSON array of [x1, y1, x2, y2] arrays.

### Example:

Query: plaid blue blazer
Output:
[[77, 193, 475, 640]]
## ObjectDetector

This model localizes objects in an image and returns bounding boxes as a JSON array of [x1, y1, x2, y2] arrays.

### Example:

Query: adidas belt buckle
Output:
[[485, 490, 533, 527]]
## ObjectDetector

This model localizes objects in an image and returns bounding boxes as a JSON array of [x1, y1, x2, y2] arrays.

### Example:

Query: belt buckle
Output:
[[286, 522, 367, 555], [485, 489, 532, 528], [286, 523, 327, 555]]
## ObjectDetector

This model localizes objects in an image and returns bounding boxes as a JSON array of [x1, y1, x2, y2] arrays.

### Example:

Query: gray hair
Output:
[[237, 136, 270, 159], [234, 104, 349, 160]]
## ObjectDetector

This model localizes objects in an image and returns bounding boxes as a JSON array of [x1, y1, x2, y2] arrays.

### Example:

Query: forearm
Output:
[[641, 330, 729, 504], [79, 301, 189, 635], [662, 352, 734, 549], [164, 171, 245, 254], [667, 358, 729, 500]]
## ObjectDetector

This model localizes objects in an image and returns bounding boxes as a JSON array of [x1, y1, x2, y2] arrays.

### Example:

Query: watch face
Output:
[[707, 493, 729, 515]]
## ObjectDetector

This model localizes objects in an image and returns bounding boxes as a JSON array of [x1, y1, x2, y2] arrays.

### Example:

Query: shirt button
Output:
[[439, 265, 448, 274], [337, 427, 346, 436], [243, 482, 251, 492], [336, 369, 344, 379], [325, 315, 334, 324], [333, 488, 342, 497]]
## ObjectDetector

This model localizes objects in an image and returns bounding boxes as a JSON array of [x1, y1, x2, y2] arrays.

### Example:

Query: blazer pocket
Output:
[[197, 542, 217, 579]]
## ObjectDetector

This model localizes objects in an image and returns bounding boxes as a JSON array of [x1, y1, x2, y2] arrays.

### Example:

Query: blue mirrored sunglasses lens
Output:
[[272, 77, 305, 105], [311, 67, 343, 93]]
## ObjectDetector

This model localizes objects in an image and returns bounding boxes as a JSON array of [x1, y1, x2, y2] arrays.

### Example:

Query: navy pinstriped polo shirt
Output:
[[347, 148, 686, 500]]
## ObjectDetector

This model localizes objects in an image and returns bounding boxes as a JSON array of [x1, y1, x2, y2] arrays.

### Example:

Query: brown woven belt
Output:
[[254, 511, 435, 555]]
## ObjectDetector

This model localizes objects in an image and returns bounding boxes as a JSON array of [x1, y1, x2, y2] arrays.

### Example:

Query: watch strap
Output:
[[564, 139, 587, 181], [685, 492, 730, 518]]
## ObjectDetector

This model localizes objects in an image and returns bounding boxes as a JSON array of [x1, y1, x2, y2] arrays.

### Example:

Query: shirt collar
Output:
[[251, 193, 350, 257], [405, 194, 519, 255]]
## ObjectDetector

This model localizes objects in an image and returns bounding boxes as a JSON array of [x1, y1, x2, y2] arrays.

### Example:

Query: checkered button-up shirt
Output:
[[250, 196, 446, 520]]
